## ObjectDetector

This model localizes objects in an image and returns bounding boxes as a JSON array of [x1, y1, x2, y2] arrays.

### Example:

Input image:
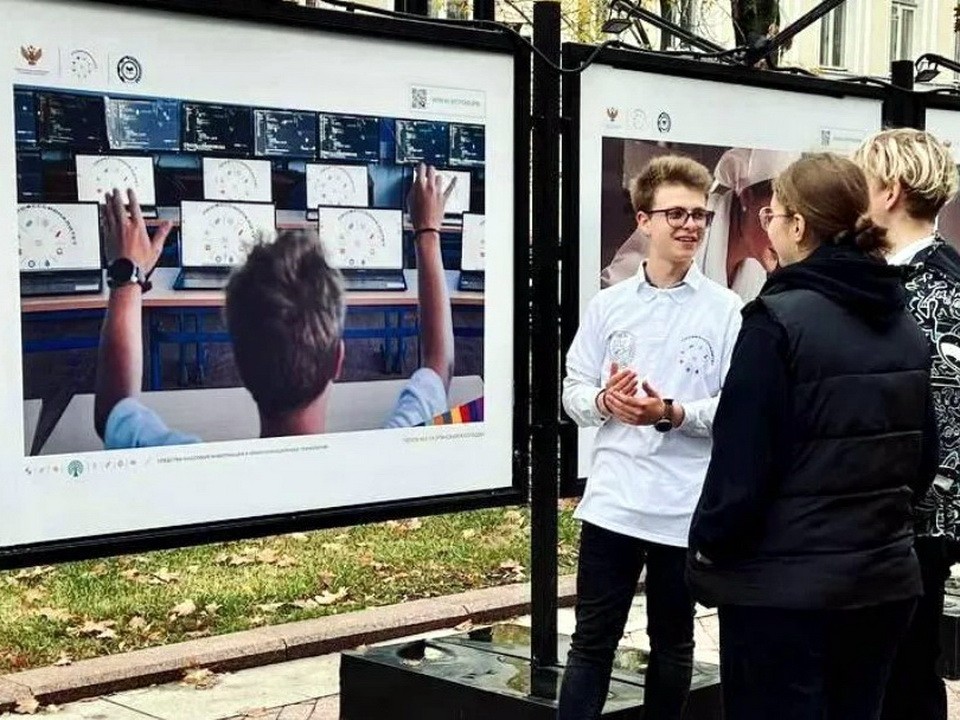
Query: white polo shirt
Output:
[[562, 262, 743, 546]]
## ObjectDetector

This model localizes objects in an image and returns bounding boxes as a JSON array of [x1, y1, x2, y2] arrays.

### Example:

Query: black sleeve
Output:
[[914, 386, 940, 503], [688, 305, 791, 564]]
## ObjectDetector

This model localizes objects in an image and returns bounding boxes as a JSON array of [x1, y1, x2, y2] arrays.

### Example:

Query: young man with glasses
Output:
[[558, 155, 743, 720]]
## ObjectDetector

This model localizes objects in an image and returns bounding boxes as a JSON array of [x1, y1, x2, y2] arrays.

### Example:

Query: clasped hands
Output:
[[596, 364, 673, 427]]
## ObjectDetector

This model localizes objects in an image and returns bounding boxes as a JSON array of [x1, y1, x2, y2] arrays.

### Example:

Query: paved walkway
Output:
[[9, 599, 960, 719]]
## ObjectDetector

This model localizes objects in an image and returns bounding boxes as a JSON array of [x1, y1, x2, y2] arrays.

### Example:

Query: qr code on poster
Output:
[[411, 87, 428, 110]]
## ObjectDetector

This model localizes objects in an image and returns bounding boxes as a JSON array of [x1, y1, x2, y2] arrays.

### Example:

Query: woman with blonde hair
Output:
[[687, 152, 940, 719], [855, 127, 960, 720]]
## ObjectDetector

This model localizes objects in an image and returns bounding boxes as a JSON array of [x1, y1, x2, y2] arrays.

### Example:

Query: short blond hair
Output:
[[629, 155, 712, 213], [854, 128, 959, 220]]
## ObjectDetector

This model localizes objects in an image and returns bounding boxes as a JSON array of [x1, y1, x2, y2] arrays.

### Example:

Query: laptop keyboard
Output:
[[343, 274, 406, 291], [21, 272, 102, 296], [458, 273, 485, 292], [176, 269, 232, 290]]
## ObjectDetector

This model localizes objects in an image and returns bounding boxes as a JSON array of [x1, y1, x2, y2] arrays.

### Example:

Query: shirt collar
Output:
[[887, 234, 936, 266], [635, 261, 702, 302]]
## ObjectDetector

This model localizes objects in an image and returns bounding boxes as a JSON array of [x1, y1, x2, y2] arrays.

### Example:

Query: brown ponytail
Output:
[[773, 153, 891, 260]]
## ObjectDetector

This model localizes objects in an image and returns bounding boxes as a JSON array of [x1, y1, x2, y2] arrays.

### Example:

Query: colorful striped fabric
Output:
[[426, 396, 484, 425]]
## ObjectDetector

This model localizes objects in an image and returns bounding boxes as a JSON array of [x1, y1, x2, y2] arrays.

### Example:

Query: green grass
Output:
[[0, 505, 580, 673]]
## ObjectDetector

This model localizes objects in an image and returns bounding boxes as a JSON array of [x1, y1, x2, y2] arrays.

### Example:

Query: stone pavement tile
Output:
[[0, 698, 157, 719], [106, 655, 338, 720], [947, 680, 960, 720], [696, 614, 720, 649], [4, 632, 286, 705], [277, 701, 317, 720], [307, 695, 339, 720]]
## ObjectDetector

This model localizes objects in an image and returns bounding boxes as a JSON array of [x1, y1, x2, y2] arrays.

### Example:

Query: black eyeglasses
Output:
[[644, 207, 715, 229]]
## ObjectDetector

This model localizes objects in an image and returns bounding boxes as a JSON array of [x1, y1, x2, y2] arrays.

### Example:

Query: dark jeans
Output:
[[557, 521, 695, 720], [881, 536, 953, 720], [719, 599, 916, 720]]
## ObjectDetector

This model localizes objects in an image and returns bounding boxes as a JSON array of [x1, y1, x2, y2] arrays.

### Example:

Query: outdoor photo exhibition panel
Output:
[[924, 97, 960, 244], [561, 45, 884, 490], [1, 0, 527, 565]]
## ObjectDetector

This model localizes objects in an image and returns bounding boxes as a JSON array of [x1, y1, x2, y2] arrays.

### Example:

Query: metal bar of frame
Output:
[[529, 0, 561, 673], [884, 59, 926, 129], [556, 42, 888, 499], [0, 0, 532, 570]]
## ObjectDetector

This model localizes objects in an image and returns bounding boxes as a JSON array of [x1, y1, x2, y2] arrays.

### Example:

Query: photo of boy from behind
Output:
[[94, 163, 456, 448]]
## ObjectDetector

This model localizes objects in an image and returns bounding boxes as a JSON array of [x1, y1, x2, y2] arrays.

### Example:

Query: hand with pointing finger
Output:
[[102, 187, 172, 275], [407, 163, 456, 234]]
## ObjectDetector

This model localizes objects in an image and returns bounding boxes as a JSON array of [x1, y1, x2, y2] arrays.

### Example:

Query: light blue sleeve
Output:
[[382, 368, 449, 428], [103, 398, 203, 449]]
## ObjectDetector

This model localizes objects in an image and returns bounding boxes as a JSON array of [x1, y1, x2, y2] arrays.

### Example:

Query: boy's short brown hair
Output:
[[225, 229, 345, 418], [629, 155, 712, 213]]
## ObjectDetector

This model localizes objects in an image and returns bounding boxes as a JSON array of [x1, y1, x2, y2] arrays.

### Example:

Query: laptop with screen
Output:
[[173, 200, 277, 291], [458, 212, 485, 292], [305, 164, 369, 220], [19, 202, 103, 296], [317, 206, 405, 291], [75, 154, 158, 218]]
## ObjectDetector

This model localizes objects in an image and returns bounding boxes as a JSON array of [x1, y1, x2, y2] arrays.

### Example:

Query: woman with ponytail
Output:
[[686, 152, 941, 719]]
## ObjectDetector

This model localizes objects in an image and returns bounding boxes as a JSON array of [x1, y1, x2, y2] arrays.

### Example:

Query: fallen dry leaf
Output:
[[462, 529, 477, 539], [321, 543, 343, 552], [292, 599, 319, 610], [53, 652, 72, 667], [276, 556, 299, 568], [181, 668, 219, 690], [36, 607, 72, 623], [13, 696, 40, 714], [289, 532, 309, 541], [454, 620, 474, 632], [75, 620, 117, 639], [248, 615, 266, 626], [120, 568, 143, 582], [150, 568, 180, 585], [170, 600, 198, 619], [256, 603, 284, 614], [315, 588, 349, 606], [255, 549, 279, 565], [204, 603, 223, 615], [128, 616, 149, 632], [22, 589, 45, 605]]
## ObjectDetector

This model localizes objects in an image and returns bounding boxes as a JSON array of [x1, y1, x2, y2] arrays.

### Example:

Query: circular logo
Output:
[[116, 55, 142, 83], [677, 335, 714, 376], [66, 460, 84, 478], [608, 330, 637, 368], [630, 109, 648, 131], [657, 111, 672, 133]]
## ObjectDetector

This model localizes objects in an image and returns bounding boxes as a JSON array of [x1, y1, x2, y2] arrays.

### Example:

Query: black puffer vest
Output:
[[691, 252, 932, 609]]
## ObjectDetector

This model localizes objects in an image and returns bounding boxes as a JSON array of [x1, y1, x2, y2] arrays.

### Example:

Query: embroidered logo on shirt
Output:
[[677, 335, 714, 376]]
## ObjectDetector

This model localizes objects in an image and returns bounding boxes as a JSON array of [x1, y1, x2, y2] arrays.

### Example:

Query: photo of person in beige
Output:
[[599, 140, 796, 302]]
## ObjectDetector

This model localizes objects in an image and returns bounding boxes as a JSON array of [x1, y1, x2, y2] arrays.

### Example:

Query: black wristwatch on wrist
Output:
[[106, 257, 152, 292], [654, 398, 675, 433]]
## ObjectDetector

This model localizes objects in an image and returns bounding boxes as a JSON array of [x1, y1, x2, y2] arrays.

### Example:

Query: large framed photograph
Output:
[[2, 0, 529, 566], [922, 98, 960, 245], [560, 46, 884, 493]]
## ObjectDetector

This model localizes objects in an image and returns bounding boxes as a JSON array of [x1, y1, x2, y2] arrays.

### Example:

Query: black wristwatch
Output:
[[654, 398, 675, 432], [106, 257, 151, 292]]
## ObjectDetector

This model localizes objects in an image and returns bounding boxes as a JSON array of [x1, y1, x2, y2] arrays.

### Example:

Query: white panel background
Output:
[[1, 0, 515, 547], [574, 64, 882, 476]]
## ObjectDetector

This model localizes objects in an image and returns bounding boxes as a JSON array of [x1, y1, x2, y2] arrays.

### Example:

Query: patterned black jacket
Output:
[[903, 238, 960, 541]]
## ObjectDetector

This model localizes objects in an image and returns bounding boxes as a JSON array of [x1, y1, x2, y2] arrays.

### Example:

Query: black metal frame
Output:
[[558, 43, 885, 498], [1, 0, 531, 570]]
